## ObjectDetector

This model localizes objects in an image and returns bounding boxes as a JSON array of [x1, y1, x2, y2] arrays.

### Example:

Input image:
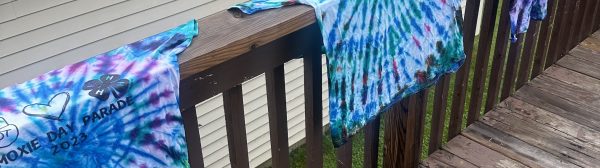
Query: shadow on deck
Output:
[[422, 32, 600, 167]]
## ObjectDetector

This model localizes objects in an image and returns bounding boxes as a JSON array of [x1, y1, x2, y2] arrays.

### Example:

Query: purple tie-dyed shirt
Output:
[[0, 20, 197, 167], [510, 0, 548, 42]]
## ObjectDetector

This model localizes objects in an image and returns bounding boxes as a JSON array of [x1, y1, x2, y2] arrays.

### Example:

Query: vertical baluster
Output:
[[223, 85, 250, 168], [531, 0, 558, 79], [405, 90, 427, 167], [336, 138, 353, 168], [594, 0, 600, 30], [516, 22, 541, 88], [485, 0, 511, 112], [500, 33, 524, 101], [182, 107, 205, 168], [581, 0, 597, 39], [364, 116, 380, 168], [429, 75, 450, 153], [546, 0, 575, 65], [546, 0, 571, 68], [560, 0, 579, 58], [448, 0, 480, 139], [265, 65, 289, 168], [383, 90, 427, 168], [466, 0, 500, 126], [383, 99, 407, 168], [567, 0, 586, 49], [304, 33, 324, 168]]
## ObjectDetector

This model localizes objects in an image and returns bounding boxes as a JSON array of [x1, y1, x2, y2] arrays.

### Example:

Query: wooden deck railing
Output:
[[177, 0, 600, 167]]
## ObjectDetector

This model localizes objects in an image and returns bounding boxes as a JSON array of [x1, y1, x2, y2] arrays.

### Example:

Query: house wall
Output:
[[0, 0, 329, 167]]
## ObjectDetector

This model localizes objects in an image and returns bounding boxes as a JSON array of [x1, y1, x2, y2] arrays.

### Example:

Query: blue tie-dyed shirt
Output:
[[0, 20, 197, 167], [232, 0, 465, 147]]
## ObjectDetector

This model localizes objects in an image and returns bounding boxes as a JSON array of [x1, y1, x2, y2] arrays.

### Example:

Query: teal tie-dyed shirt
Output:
[[232, 0, 465, 147], [0, 20, 197, 167]]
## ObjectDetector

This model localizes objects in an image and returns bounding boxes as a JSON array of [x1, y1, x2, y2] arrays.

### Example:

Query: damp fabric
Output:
[[232, 0, 466, 147]]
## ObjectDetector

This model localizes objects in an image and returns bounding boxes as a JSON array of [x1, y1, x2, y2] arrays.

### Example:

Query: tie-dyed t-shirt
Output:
[[0, 20, 197, 167], [510, 0, 548, 42], [232, 0, 465, 147]]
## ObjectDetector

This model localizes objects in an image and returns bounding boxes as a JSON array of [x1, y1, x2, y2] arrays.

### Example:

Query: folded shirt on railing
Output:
[[231, 0, 466, 147], [510, 0, 548, 42], [0, 20, 197, 167]]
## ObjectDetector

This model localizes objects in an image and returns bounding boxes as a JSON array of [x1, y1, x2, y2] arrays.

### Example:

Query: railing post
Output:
[[485, 0, 511, 112], [302, 24, 324, 168], [581, 0, 597, 40], [548, 0, 576, 65], [265, 65, 290, 168], [516, 21, 540, 88], [182, 107, 205, 168], [500, 33, 524, 100], [531, 0, 558, 79], [383, 90, 427, 168], [448, 0, 481, 137], [364, 116, 381, 168], [466, 0, 500, 126], [223, 85, 250, 168], [567, 0, 586, 49], [429, 75, 450, 153], [594, 0, 600, 30], [336, 138, 353, 168]]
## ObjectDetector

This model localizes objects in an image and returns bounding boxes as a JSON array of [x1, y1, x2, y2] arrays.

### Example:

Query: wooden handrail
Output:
[[175, 0, 600, 167], [178, 5, 315, 81]]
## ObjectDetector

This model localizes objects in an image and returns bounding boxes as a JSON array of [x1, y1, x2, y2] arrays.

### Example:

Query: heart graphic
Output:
[[0, 117, 18, 148], [22, 92, 70, 120]]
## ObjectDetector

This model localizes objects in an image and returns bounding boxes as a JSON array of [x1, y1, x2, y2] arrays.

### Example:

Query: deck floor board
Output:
[[423, 31, 600, 167]]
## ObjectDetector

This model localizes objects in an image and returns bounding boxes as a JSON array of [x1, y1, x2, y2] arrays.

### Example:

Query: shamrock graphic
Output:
[[83, 74, 130, 101]]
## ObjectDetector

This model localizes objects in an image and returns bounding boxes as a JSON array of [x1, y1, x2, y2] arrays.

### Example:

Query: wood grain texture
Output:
[[515, 84, 600, 132], [480, 108, 600, 167], [443, 135, 527, 168], [421, 149, 477, 168], [462, 122, 577, 168], [179, 5, 315, 80], [426, 33, 600, 167], [556, 55, 600, 79], [500, 97, 600, 151], [383, 98, 409, 168]]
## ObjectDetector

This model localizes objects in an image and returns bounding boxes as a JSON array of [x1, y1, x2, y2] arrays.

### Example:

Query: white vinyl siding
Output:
[[195, 57, 329, 168], [0, 0, 328, 167]]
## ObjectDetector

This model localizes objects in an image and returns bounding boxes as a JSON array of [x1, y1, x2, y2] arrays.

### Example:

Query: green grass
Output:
[[285, 1, 523, 167], [285, 36, 497, 167]]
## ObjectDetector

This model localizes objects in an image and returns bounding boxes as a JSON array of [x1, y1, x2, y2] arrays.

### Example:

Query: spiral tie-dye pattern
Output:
[[0, 20, 197, 167], [232, 0, 466, 147]]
